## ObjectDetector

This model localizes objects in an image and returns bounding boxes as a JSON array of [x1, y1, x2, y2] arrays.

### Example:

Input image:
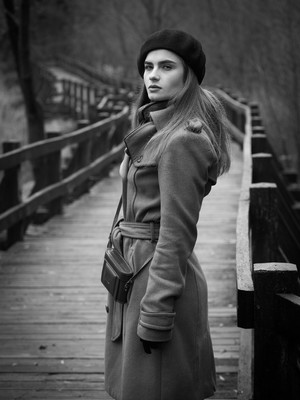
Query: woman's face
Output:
[[143, 49, 185, 102]]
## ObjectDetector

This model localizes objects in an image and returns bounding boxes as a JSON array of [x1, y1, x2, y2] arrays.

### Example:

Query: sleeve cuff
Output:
[[137, 310, 175, 342]]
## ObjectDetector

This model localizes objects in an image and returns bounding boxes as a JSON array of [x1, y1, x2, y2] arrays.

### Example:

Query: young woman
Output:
[[104, 29, 231, 400]]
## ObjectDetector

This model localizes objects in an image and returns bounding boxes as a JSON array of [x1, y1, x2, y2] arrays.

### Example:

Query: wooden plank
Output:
[[0, 391, 110, 400], [237, 329, 253, 400], [0, 357, 238, 375]]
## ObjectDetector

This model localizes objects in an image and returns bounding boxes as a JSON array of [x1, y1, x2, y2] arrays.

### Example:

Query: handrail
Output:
[[235, 105, 255, 325], [216, 88, 300, 319], [0, 105, 130, 248], [215, 89, 254, 327], [0, 141, 124, 233], [217, 87, 300, 400], [0, 107, 128, 171], [50, 55, 136, 92], [216, 89, 254, 400]]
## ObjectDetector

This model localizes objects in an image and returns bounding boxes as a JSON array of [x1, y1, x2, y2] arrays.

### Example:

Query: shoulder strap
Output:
[[107, 196, 122, 249], [125, 254, 153, 290]]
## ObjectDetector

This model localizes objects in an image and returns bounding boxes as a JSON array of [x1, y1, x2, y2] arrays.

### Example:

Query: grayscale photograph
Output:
[[0, 1, 299, 399]]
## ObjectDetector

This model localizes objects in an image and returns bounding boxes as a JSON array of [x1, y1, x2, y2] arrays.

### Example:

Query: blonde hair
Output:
[[132, 64, 231, 176]]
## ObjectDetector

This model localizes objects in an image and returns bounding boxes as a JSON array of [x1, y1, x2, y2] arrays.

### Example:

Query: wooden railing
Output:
[[32, 56, 135, 123], [0, 59, 133, 250], [58, 79, 131, 122], [51, 55, 136, 92], [216, 89, 300, 400], [0, 104, 130, 249]]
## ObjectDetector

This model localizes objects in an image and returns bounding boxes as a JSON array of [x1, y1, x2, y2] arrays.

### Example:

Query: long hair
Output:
[[132, 64, 231, 176]]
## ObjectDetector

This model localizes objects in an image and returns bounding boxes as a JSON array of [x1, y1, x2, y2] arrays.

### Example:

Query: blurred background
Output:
[[0, 0, 299, 169]]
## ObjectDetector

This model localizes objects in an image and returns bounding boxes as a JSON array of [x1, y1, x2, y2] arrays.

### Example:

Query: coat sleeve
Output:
[[137, 131, 216, 342]]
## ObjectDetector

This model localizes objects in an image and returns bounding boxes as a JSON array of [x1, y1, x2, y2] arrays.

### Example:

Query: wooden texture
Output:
[[0, 107, 128, 171], [0, 142, 243, 399], [253, 262, 299, 400], [235, 110, 254, 330], [46, 132, 63, 216], [252, 153, 274, 183], [0, 141, 24, 245], [0, 102, 129, 250], [250, 183, 278, 264], [251, 134, 268, 154], [0, 142, 124, 232]]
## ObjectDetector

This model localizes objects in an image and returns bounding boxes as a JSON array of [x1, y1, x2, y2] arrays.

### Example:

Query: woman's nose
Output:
[[149, 68, 159, 81]]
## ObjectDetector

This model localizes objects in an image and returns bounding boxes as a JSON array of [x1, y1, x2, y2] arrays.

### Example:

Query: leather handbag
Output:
[[101, 197, 133, 304], [102, 246, 133, 303]]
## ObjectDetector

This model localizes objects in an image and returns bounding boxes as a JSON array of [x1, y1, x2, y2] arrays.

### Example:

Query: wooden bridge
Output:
[[0, 60, 299, 400]]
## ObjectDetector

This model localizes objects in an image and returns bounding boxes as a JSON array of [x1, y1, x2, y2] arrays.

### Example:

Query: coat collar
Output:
[[137, 101, 169, 124], [124, 122, 157, 163], [150, 106, 174, 131], [124, 102, 174, 163]]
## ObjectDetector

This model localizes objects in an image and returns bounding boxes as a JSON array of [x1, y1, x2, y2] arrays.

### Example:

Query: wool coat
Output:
[[104, 103, 217, 400]]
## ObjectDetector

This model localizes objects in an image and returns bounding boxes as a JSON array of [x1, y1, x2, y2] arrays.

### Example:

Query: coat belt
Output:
[[119, 221, 160, 242]]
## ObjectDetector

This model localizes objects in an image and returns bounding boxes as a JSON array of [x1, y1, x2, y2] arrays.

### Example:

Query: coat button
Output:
[[137, 155, 143, 162]]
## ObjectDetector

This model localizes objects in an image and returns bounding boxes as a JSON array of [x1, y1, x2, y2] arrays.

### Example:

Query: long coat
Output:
[[104, 103, 217, 400]]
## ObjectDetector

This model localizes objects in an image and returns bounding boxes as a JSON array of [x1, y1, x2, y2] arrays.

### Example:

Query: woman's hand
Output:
[[140, 339, 161, 354]]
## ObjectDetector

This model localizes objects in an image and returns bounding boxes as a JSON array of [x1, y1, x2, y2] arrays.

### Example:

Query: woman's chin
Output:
[[148, 93, 167, 102]]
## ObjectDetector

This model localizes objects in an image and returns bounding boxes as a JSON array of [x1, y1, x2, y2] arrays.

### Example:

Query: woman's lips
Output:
[[148, 85, 162, 91]]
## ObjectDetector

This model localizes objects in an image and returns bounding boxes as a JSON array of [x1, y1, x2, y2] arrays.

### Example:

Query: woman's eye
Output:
[[144, 65, 152, 71], [163, 65, 172, 70]]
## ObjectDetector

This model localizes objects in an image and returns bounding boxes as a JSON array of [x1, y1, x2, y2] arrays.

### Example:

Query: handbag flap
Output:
[[104, 248, 133, 280]]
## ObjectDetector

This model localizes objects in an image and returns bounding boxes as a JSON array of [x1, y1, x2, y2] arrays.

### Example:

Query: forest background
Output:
[[0, 0, 299, 171]]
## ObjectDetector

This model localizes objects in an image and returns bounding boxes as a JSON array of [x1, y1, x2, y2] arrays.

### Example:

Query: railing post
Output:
[[252, 126, 265, 135], [282, 169, 298, 185], [252, 153, 274, 183], [250, 183, 278, 264], [88, 88, 98, 122], [250, 102, 260, 117], [75, 121, 92, 195], [85, 86, 90, 119], [73, 82, 78, 118], [253, 262, 298, 400], [251, 134, 268, 154], [0, 141, 24, 246], [251, 116, 263, 128], [275, 292, 300, 399], [61, 79, 67, 107], [67, 80, 72, 110], [69, 81, 75, 116], [80, 83, 84, 119], [46, 132, 63, 216]]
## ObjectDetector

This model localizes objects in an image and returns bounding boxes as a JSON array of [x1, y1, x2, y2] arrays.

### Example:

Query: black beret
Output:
[[137, 29, 206, 84]]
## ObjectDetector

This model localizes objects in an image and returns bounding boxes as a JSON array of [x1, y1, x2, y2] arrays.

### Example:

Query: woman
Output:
[[104, 29, 231, 400]]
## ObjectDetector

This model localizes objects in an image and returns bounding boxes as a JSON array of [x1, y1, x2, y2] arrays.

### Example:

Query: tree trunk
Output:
[[3, 0, 46, 191]]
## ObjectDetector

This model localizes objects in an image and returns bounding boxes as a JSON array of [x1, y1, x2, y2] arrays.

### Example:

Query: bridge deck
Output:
[[0, 142, 243, 400]]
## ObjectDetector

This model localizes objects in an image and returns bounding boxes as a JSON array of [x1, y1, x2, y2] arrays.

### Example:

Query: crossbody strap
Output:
[[125, 254, 153, 291], [107, 196, 122, 249]]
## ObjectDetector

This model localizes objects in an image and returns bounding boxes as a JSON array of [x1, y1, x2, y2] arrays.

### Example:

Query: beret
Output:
[[137, 29, 206, 84]]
